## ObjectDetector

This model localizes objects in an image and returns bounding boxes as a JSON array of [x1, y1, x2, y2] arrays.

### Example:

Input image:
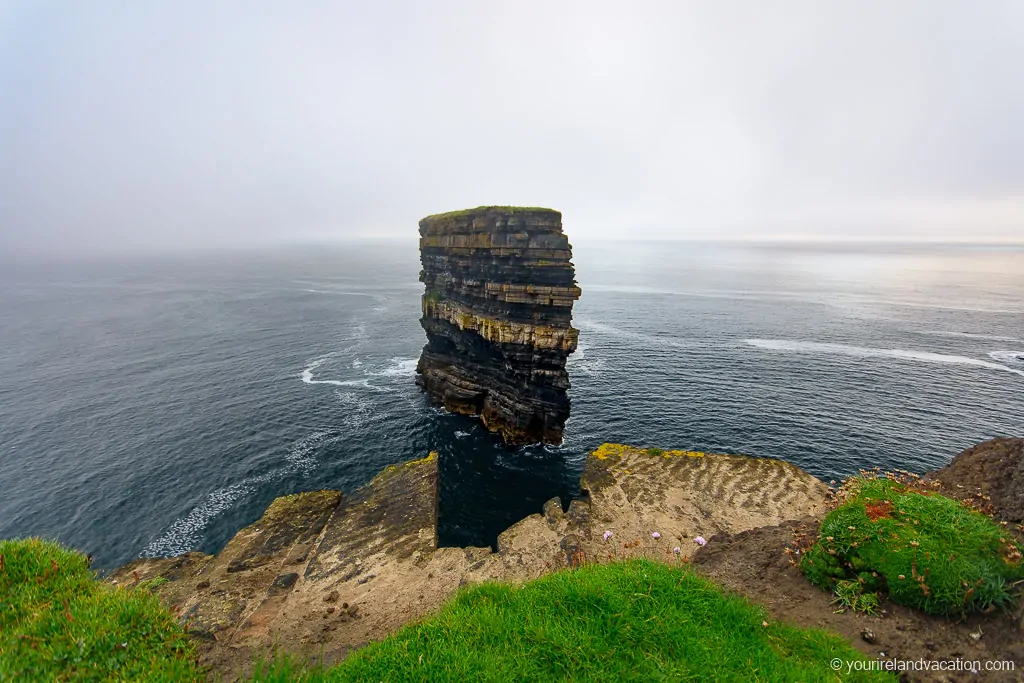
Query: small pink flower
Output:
[[651, 532, 661, 539], [694, 536, 707, 546], [673, 547, 681, 555], [602, 530, 613, 541]]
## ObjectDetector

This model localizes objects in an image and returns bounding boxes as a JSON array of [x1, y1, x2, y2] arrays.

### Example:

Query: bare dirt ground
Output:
[[692, 520, 1024, 682]]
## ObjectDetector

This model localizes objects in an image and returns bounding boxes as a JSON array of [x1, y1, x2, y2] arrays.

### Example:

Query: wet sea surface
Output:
[[0, 241, 1021, 569]]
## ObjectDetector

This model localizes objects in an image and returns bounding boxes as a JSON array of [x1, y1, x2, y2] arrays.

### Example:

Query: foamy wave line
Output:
[[848, 298, 1018, 315], [989, 350, 1024, 366], [923, 330, 1024, 343], [332, 390, 386, 429], [301, 357, 394, 392], [372, 358, 418, 378], [567, 341, 605, 376], [746, 339, 1024, 378], [576, 319, 699, 350], [141, 428, 345, 558]]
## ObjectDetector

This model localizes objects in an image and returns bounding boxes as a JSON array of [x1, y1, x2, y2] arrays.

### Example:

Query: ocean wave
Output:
[[301, 358, 347, 386], [576, 319, 698, 350], [988, 350, 1024, 366], [746, 339, 1024, 378], [922, 330, 1024, 343], [285, 428, 344, 474], [140, 478, 263, 557], [141, 428, 344, 558], [567, 341, 606, 376], [843, 297, 1018, 315], [374, 358, 418, 378], [301, 357, 393, 392], [332, 390, 381, 428]]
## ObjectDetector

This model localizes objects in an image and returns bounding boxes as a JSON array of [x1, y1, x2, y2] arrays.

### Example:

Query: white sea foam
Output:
[[141, 480, 259, 557], [454, 430, 469, 439], [301, 356, 393, 391], [376, 358, 418, 378], [923, 330, 1024, 343], [301, 358, 347, 386], [285, 429, 344, 474], [852, 298, 1017, 314], [575, 318, 697, 350], [746, 339, 1024, 378], [988, 350, 1024, 365], [567, 341, 606, 376], [141, 429, 345, 558]]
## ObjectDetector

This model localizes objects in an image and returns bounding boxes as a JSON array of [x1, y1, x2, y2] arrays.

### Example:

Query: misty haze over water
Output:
[[3, 2, 1024, 253]]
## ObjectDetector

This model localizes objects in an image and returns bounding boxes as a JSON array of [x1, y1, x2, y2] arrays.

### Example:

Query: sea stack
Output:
[[416, 206, 581, 444]]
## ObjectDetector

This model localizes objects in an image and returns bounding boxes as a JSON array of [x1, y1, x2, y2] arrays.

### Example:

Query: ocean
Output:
[[0, 241, 1021, 571]]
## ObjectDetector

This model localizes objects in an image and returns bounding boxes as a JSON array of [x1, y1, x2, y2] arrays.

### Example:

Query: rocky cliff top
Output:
[[924, 436, 1024, 523], [419, 206, 561, 236]]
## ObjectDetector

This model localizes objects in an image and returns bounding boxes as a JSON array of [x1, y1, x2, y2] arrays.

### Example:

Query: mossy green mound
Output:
[[0, 538, 201, 682], [801, 477, 1024, 616], [251, 559, 891, 682]]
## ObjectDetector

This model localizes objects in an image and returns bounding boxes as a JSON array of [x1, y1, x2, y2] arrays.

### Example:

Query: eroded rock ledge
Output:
[[110, 444, 828, 680], [415, 206, 581, 444]]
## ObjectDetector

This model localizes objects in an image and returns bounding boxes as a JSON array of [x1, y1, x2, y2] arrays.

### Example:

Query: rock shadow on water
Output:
[[433, 413, 581, 551]]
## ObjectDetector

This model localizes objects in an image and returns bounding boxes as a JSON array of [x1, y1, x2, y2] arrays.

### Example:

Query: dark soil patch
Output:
[[923, 438, 1024, 525], [691, 520, 1024, 683]]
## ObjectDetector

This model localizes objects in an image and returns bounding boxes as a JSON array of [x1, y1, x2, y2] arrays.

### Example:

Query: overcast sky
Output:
[[1, 1, 1022, 254]]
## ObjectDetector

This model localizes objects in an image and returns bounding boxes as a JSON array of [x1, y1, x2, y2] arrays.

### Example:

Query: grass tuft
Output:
[[0, 537, 201, 682], [249, 559, 892, 682], [801, 476, 1024, 616]]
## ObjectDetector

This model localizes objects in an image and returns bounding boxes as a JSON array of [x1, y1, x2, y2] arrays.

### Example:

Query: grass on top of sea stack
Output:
[[249, 559, 892, 683], [800, 474, 1024, 616], [0, 537, 201, 682]]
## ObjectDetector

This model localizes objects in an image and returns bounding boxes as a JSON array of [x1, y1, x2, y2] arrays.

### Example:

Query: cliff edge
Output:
[[415, 206, 581, 444], [109, 444, 827, 680]]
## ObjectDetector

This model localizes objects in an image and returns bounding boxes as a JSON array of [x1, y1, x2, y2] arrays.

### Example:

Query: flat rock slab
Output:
[[580, 444, 831, 560]]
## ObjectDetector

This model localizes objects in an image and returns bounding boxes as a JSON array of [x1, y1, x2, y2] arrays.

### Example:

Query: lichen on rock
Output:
[[415, 206, 581, 444]]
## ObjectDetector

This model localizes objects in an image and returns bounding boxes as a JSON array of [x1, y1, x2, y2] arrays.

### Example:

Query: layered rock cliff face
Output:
[[415, 206, 581, 444]]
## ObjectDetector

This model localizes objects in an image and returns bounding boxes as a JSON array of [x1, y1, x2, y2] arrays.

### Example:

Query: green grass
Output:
[[801, 476, 1024, 616], [0, 538, 201, 682], [421, 206, 558, 222], [249, 559, 892, 682]]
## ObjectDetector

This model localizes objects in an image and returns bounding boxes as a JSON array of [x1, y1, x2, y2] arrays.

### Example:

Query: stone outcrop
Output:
[[923, 437, 1024, 523], [110, 443, 828, 680], [578, 444, 830, 551], [415, 206, 581, 444]]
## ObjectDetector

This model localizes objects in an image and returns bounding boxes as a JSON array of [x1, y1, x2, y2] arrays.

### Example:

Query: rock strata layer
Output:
[[415, 206, 581, 444]]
